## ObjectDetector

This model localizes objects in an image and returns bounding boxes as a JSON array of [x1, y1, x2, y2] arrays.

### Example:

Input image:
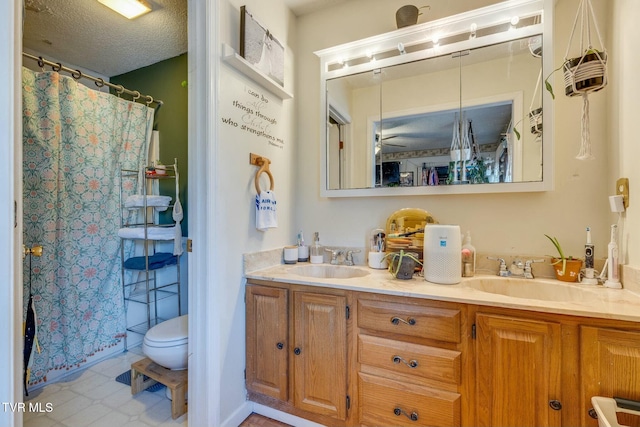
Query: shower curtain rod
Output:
[[22, 52, 163, 111]]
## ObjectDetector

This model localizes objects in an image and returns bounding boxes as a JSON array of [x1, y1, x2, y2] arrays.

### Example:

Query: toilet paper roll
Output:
[[368, 252, 389, 269]]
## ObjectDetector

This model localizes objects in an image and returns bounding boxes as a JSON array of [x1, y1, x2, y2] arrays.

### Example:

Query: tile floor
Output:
[[24, 346, 187, 427]]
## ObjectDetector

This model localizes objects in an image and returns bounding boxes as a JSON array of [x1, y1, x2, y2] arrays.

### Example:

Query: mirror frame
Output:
[[315, 0, 554, 197]]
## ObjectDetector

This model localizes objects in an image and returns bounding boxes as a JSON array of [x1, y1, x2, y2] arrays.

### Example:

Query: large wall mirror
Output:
[[317, 0, 554, 197]]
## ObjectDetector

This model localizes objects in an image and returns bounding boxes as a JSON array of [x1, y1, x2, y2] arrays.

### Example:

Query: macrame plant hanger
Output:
[[450, 112, 461, 183], [564, 0, 608, 160]]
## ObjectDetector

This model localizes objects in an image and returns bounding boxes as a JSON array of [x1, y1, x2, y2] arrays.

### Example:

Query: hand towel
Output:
[[118, 225, 177, 240], [123, 252, 178, 270], [256, 190, 277, 231]]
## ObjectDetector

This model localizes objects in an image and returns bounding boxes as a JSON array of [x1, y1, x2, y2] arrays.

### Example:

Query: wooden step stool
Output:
[[130, 357, 188, 419]]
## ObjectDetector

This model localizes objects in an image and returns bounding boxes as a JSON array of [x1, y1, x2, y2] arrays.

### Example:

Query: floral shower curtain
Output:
[[22, 68, 154, 385]]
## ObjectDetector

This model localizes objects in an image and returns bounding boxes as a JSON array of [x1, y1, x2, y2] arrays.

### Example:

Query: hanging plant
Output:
[[544, 0, 608, 160]]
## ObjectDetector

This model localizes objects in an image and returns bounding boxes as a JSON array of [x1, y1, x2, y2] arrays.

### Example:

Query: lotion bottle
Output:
[[310, 232, 324, 264], [461, 231, 476, 277]]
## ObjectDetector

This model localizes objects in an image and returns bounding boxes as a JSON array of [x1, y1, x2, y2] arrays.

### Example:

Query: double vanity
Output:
[[245, 262, 640, 426]]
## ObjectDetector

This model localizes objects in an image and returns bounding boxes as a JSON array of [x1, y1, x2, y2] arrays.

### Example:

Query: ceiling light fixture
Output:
[[97, 0, 152, 19]]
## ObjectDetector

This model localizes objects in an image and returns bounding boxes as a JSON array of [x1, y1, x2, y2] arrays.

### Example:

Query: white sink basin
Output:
[[290, 265, 370, 279], [463, 277, 601, 302]]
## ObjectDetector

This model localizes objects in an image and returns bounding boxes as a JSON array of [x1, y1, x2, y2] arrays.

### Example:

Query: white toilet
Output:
[[142, 314, 188, 370]]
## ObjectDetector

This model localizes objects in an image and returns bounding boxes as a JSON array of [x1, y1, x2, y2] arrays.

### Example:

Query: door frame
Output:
[[0, 0, 23, 426], [1, 0, 219, 426]]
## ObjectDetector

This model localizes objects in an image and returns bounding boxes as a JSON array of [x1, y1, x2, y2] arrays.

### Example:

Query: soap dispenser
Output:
[[310, 232, 324, 264], [461, 231, 476, 277]]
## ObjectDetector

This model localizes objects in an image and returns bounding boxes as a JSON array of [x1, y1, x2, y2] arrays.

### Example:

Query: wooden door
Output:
[[476, 313, 562, 427], [581, 326, 640, 427], [246, 285, 288, 401], [293, 291, 348, 420]]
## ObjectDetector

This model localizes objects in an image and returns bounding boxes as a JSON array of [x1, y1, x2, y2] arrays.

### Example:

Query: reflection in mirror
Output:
[[375, 101, 515, 187], [326, 35, 543, 191]]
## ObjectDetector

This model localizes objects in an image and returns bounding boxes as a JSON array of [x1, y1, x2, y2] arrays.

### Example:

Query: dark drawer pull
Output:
[[394, 407, 418, 421], [293, 347, 301, 355], [392, 355, 418, 368], [391, 316, 416, 326], [549, 400, 562, 411], [276, 342, 284, 350]]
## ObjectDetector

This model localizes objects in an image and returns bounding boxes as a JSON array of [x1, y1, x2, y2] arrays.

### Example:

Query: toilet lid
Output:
[[145, 315, 188, 343]]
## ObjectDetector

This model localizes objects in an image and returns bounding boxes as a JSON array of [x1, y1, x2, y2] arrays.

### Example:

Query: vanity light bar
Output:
[[327, 13, 542, 72]]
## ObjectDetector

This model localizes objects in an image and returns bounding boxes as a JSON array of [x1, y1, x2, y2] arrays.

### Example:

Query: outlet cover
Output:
[[616, 178, 629, 208]]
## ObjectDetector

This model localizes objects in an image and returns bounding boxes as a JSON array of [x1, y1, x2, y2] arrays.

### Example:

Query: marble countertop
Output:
[[245, 263, 640, 323]]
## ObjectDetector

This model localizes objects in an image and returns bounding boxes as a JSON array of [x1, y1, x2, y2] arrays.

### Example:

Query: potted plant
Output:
[[383, 250, 422, 280], [544, 49, 607, 100], [543, 0, 607, 161], [545, 234, 583, 282]]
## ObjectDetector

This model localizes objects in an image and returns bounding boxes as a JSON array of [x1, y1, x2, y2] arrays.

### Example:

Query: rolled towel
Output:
[[118, 225, 178, 240], [124, 195, 172, 211], [123, 252, 178, 270], [256, 190, 277, 231]]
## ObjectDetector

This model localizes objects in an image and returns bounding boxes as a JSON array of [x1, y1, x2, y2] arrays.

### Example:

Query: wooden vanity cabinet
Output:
[[580, 326, 640, 427], [475, 313, 562, 427], [247, 280, 640, 427], [355, 294, 470, 427], [246, 284, 289, 401], [246, 282, 352, 425]]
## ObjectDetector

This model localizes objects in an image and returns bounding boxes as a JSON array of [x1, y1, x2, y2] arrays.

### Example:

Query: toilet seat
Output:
[[143, 315, 189, 370], [144, 315, 188, 347]]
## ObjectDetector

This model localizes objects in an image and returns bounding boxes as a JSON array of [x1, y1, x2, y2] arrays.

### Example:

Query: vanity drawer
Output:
[[358, 372, 460, 427], [357, 299, 461, 343], [358, 334, 461, 385]]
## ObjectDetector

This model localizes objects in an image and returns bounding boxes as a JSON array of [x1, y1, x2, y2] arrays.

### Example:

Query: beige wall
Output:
[[610, 0, 640, 266], [217, 0, 297, 421], [295, 0, 616, 264]]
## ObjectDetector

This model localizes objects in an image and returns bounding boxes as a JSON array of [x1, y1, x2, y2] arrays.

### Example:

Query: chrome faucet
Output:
[[510, 259, 525, 276], [344, 249, 361, 266], [326, 248, 344, 265], [523, 259, 545, 279], [326, 248, 361, 265], [487, 257, 510, 277]]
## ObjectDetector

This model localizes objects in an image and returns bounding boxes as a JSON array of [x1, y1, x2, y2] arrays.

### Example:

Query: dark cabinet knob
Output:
[[294, 347, 301, 355], [549, 400, 562, 411], [276, 342, 284, 350]]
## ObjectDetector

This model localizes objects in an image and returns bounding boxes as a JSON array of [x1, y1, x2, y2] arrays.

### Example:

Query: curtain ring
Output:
[[146, 95, 154, 105], [52, 62, 62, 72], [37, 57, 45, 70], [71, 69, 82, 80], [95, 78, 105, 88], [132, 90, 141, 100], [115, 85, 125, 96]]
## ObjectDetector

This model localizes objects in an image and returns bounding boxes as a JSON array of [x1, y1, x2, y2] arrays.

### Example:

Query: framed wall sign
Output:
[[240, 6, 285, 87]]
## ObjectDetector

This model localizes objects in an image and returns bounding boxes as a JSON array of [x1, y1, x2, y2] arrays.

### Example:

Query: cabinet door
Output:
[[476, 313, 562, 427], [246, 285, 288, 401], [293, 291, 348, 420], [581, 326, 640, 427]]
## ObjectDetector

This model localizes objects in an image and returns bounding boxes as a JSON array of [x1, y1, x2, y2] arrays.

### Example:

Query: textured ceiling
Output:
[[22, 0, 344, 78], [23, 0, 188, 77]]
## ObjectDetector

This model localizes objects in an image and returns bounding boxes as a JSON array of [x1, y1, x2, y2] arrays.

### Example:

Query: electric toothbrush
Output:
[[604, 224, 622, 289], [582, 227, 598, 285]]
